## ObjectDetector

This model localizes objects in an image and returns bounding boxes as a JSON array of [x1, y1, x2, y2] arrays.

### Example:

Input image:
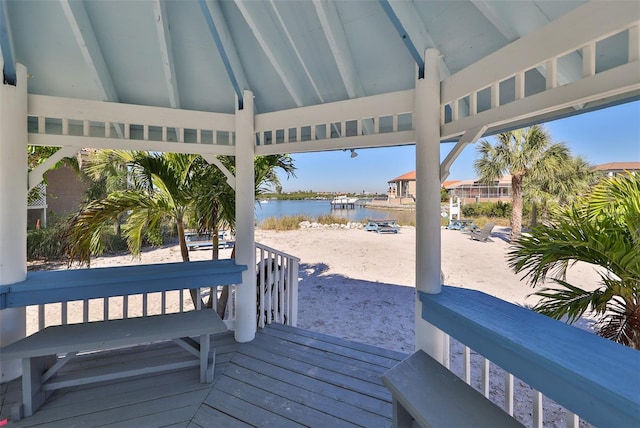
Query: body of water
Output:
[[254, 199, 415, 225]]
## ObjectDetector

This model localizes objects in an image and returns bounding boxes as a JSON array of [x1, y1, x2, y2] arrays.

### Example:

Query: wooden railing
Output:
[[255, 242, 300, 328], [419, 287, 640, 427], [14, 244, 299, 335]]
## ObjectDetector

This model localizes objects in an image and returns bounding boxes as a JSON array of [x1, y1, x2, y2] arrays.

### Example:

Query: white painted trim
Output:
[[28, 134, 236, 156], [441, 60, 640, 140], [201, 153, 236, 190], [442, 1, 640, 104], [255, 130, 416, 155], [440, 126, 486, 183], [28, 95, 235, 131]]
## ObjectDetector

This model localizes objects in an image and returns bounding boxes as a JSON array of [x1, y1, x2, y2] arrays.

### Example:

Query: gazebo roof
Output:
[[3, 0, 638, 144]]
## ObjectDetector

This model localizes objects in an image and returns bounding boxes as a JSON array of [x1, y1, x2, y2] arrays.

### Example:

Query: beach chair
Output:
[[470, 222, 495, 242]]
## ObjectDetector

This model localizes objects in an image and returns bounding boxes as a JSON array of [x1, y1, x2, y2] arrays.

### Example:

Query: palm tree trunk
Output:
[[511, 174, 524, 242], [531, 203, 538, 227]]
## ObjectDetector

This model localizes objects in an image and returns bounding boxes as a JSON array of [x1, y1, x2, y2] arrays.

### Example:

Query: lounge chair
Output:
[[470, 222, 495, 242]]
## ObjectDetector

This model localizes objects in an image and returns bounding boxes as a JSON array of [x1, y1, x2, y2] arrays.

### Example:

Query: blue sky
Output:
[[276, 100, 640, 194]]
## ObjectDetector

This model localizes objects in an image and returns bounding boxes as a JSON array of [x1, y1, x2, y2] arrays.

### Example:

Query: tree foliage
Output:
[[508, 173, 640, 348]]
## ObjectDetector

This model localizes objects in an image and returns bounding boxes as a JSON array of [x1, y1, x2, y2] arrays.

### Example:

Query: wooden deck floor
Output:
[[1, 323, 407, 427]]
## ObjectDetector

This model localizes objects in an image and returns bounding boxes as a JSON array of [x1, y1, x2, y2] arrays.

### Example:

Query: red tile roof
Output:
[[595, 162, 640, 171], [388, 171, 416, 182]]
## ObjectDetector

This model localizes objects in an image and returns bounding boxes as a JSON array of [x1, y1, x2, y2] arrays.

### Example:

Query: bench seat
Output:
[[0, 310, 227, 420], [382, 350, 522, 428]]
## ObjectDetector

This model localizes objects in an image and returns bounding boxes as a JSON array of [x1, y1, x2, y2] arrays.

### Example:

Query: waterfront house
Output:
[[1, 1, 639, 426]]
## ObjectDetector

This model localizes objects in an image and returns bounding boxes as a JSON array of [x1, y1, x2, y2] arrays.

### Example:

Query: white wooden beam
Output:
[[28, 146, 80, 192], [29, 134, 236, 157], [59, 0, 119, 103], [234, 0, 310, 107], [312, 0, 364, 99], [201, 153, 236, 190], [471, 0, 582, 87], [440, 126, 487, 183], [442, 1, 640, 105], [152, 0, 180, 109], [200, 0, 249, 108], [442, 60, 640, 140]]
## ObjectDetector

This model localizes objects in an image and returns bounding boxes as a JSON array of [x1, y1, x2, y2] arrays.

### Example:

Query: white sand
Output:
[[29, 225, 602, 427]]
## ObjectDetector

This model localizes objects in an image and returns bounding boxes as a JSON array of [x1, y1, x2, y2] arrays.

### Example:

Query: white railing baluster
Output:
[[442, 334, 450, 370], [566, 411, 579, 428], [143, 293, 148, 316], [532, 389, 543, 428], [481, 357, 490, 398], [505, 372, 514, 416], [464, 346, 471, 384], [61, 302, 68, 325]]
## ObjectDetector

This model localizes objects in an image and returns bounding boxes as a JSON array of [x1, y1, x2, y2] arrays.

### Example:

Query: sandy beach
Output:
[[28, 225, 601, 427]]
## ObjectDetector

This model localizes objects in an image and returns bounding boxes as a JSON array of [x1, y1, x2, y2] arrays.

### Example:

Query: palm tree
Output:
[[474, 125, 570, 241], [508, 173, 640, 348], [525, 156, 597, 226]]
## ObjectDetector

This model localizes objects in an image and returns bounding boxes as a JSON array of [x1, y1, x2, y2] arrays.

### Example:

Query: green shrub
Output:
[[260, 215, 311, 230]]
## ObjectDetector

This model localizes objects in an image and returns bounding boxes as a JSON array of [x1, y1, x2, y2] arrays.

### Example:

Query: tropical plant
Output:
[[508, 173, 640, 348], [525, 155, 597, 225], [474, 125, 570, 241]]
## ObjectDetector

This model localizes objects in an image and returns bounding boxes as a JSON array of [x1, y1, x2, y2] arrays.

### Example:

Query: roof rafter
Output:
[[59, 0, 119, 103], [234, 0, 310, 107], [0, 0, 16, 85], [199, 0, 249, 109], [378, 0, 452, 80], [312, 0, 364, 100], [471, 0, 582, 87], [152, 0, 180, 109]]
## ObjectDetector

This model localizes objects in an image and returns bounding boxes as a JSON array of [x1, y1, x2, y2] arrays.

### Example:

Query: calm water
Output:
[[254, 199, 415, 225]]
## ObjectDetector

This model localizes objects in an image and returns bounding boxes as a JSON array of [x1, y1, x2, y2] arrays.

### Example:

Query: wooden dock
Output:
[[1, 323, 407, 427]]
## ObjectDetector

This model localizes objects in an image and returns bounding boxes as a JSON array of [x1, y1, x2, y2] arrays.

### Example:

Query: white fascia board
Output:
[[201, 0, 249, 107], [441, 60, 640, 141], [28, 134, 237, 157], [384, 0, 450, 79], [153, 0, 180, 109], [442, 1, 640, 104], [28, 95, 235, 133], [312, 0, 364, 99], [234, 0, 308, 107], [59, 0, 119, 103], [470, 0, 581, 87], [255, 90, 414, 134], [255, 130, 416, 156]]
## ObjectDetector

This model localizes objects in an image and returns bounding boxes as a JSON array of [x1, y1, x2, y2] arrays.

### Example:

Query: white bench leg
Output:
[[199, 333, 216, 383]]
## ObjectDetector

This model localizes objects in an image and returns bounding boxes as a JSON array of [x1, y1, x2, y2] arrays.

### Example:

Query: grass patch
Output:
[[260, 214, 352, 230]]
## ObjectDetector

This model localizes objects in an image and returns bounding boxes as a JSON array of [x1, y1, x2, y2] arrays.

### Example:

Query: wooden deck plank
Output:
[[267, 322, 407, 361], [222, 358, 391, 427], [250, 334, 396, 385], [212, 375, 359, 427], [203, 387, 301, 427], [96, 404, 201, 428], [260, 324, 402, 368], [229, 352, 391, 418], [190, 404, 253, 428], [236, 342, 392, 401]]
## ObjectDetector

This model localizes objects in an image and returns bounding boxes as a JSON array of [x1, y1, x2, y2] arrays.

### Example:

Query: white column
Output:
[[234, 90, 256, 342], [0, 64, 28, 382], [414, 49, 444, 361]]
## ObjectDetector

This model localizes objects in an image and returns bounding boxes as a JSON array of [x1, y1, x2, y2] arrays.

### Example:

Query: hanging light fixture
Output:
[[350, 149, 358, 158]]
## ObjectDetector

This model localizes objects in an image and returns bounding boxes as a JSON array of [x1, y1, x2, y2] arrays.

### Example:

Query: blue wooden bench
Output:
[[0, 260, 246, 419]]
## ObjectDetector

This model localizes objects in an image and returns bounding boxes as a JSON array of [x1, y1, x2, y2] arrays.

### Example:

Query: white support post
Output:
[[0, 64, 28, 382], [414, 48, 444, 362], [234, 90, 256, 343]]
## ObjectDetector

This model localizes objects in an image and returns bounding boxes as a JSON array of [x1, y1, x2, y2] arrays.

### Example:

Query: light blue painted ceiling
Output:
[[3, 0, 634, 121]]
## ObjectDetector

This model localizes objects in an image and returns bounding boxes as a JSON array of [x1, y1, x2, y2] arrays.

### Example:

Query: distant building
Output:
[[595, 162, 640, 177], [444, 176, 512, 204], [387, 171, 416, 204]]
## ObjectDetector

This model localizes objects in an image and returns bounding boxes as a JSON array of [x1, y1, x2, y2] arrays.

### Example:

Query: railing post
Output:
[[0, 64, 28, 382], [415, 48, 445, 361]]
